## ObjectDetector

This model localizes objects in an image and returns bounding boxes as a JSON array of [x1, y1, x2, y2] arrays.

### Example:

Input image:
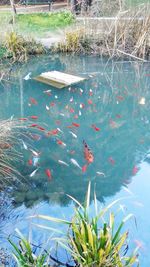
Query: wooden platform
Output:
[[34, 71, 86, 89]]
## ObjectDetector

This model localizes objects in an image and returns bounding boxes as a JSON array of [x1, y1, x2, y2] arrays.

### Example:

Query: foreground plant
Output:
[[32, 183, 139, 267], [9, 230, 49, 267]]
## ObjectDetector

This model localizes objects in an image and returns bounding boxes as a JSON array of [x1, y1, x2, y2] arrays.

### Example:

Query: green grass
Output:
[[0, 11, 74, 40], [16, 11, 74, 34]]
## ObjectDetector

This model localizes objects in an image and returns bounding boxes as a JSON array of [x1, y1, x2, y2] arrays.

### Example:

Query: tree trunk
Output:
[[81, 0, 88, 15], [10, 0, 17, 24], [70, 0, 78, 13]]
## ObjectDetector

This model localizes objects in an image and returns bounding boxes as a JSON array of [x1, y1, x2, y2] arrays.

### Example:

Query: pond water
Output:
[[0, 54, 150, 266]]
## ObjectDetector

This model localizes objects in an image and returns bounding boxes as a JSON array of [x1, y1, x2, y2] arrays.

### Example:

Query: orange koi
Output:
[[50, 102, 55, 107], [70, 108, 75, 113], [57, 140, 63, 145], [45, 169, 52, 181], [18, 118, 28, 121], [82, 164, 88, 173], [132, 166, 139, 175], [91, 124, 100, 131], [74, 115, 78, 119], [28, 159, 32, 166], [29, 124, 39, 127], [83, 140, 94, 164], [37, 126, 45, 131], [88, 99, 93, 105], [30, 97, 38, 105], [72, 122, 80, 127], [47, 129, 59, 136], [55, 120, 61, 125], [30, 116, 38, 119], [108, 157, 115, 165]]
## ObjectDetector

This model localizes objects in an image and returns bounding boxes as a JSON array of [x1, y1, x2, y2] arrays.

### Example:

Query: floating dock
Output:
[[34, 71, 86, 89]]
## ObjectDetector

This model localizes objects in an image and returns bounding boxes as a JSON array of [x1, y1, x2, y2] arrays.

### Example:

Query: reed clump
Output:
[[0, 119, 25, 187], [4, 32, 45, 62], [54, 29, 91, 53]]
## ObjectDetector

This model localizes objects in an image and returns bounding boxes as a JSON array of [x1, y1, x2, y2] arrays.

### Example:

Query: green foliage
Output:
[[9, 229, 49, 267], [32, 183, 139, 267], [5, 32, 45, 62]]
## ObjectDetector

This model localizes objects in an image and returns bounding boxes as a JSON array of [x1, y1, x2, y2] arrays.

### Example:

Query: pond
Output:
[[0, 54, 150, 266]]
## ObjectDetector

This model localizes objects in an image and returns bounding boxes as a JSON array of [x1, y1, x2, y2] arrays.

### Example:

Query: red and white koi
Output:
[[57, 139, 66, 146], [83, 140, 94, 164]]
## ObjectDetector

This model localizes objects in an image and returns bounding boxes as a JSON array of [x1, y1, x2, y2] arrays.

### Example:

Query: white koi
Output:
[[23, 72, 31, 80], [46, 105, 50, 110], [33, 156, 39, 167], [79, 110, 82, 116], [29, 168, 38, 177], [96, 171, 106, 177], [69, 131, 77, 139], [22, 140, 28, 150], [44, 89, 51, 93], [70, 158, 82, 169], [57, 128, 63, 133], [58, 160, 69, 167], [30, 149, 40, 157]]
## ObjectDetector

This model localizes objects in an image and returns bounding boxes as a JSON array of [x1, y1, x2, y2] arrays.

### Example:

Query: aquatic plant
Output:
[[32, 183, 139, 267], [9, 229, 50, 267]]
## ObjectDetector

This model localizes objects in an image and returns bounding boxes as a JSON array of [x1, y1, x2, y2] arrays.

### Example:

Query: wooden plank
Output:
[[34, 71, 86, 89]]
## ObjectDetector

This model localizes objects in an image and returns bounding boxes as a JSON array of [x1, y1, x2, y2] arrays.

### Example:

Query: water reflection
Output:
[[0, 55, 150, 210]]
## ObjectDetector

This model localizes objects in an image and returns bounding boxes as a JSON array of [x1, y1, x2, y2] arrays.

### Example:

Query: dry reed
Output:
[[0, 119, 26, 187], [56, 4, 150, 60]]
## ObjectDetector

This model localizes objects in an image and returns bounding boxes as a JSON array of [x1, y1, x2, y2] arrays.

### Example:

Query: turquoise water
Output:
[[0, 54, 150, 265]]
